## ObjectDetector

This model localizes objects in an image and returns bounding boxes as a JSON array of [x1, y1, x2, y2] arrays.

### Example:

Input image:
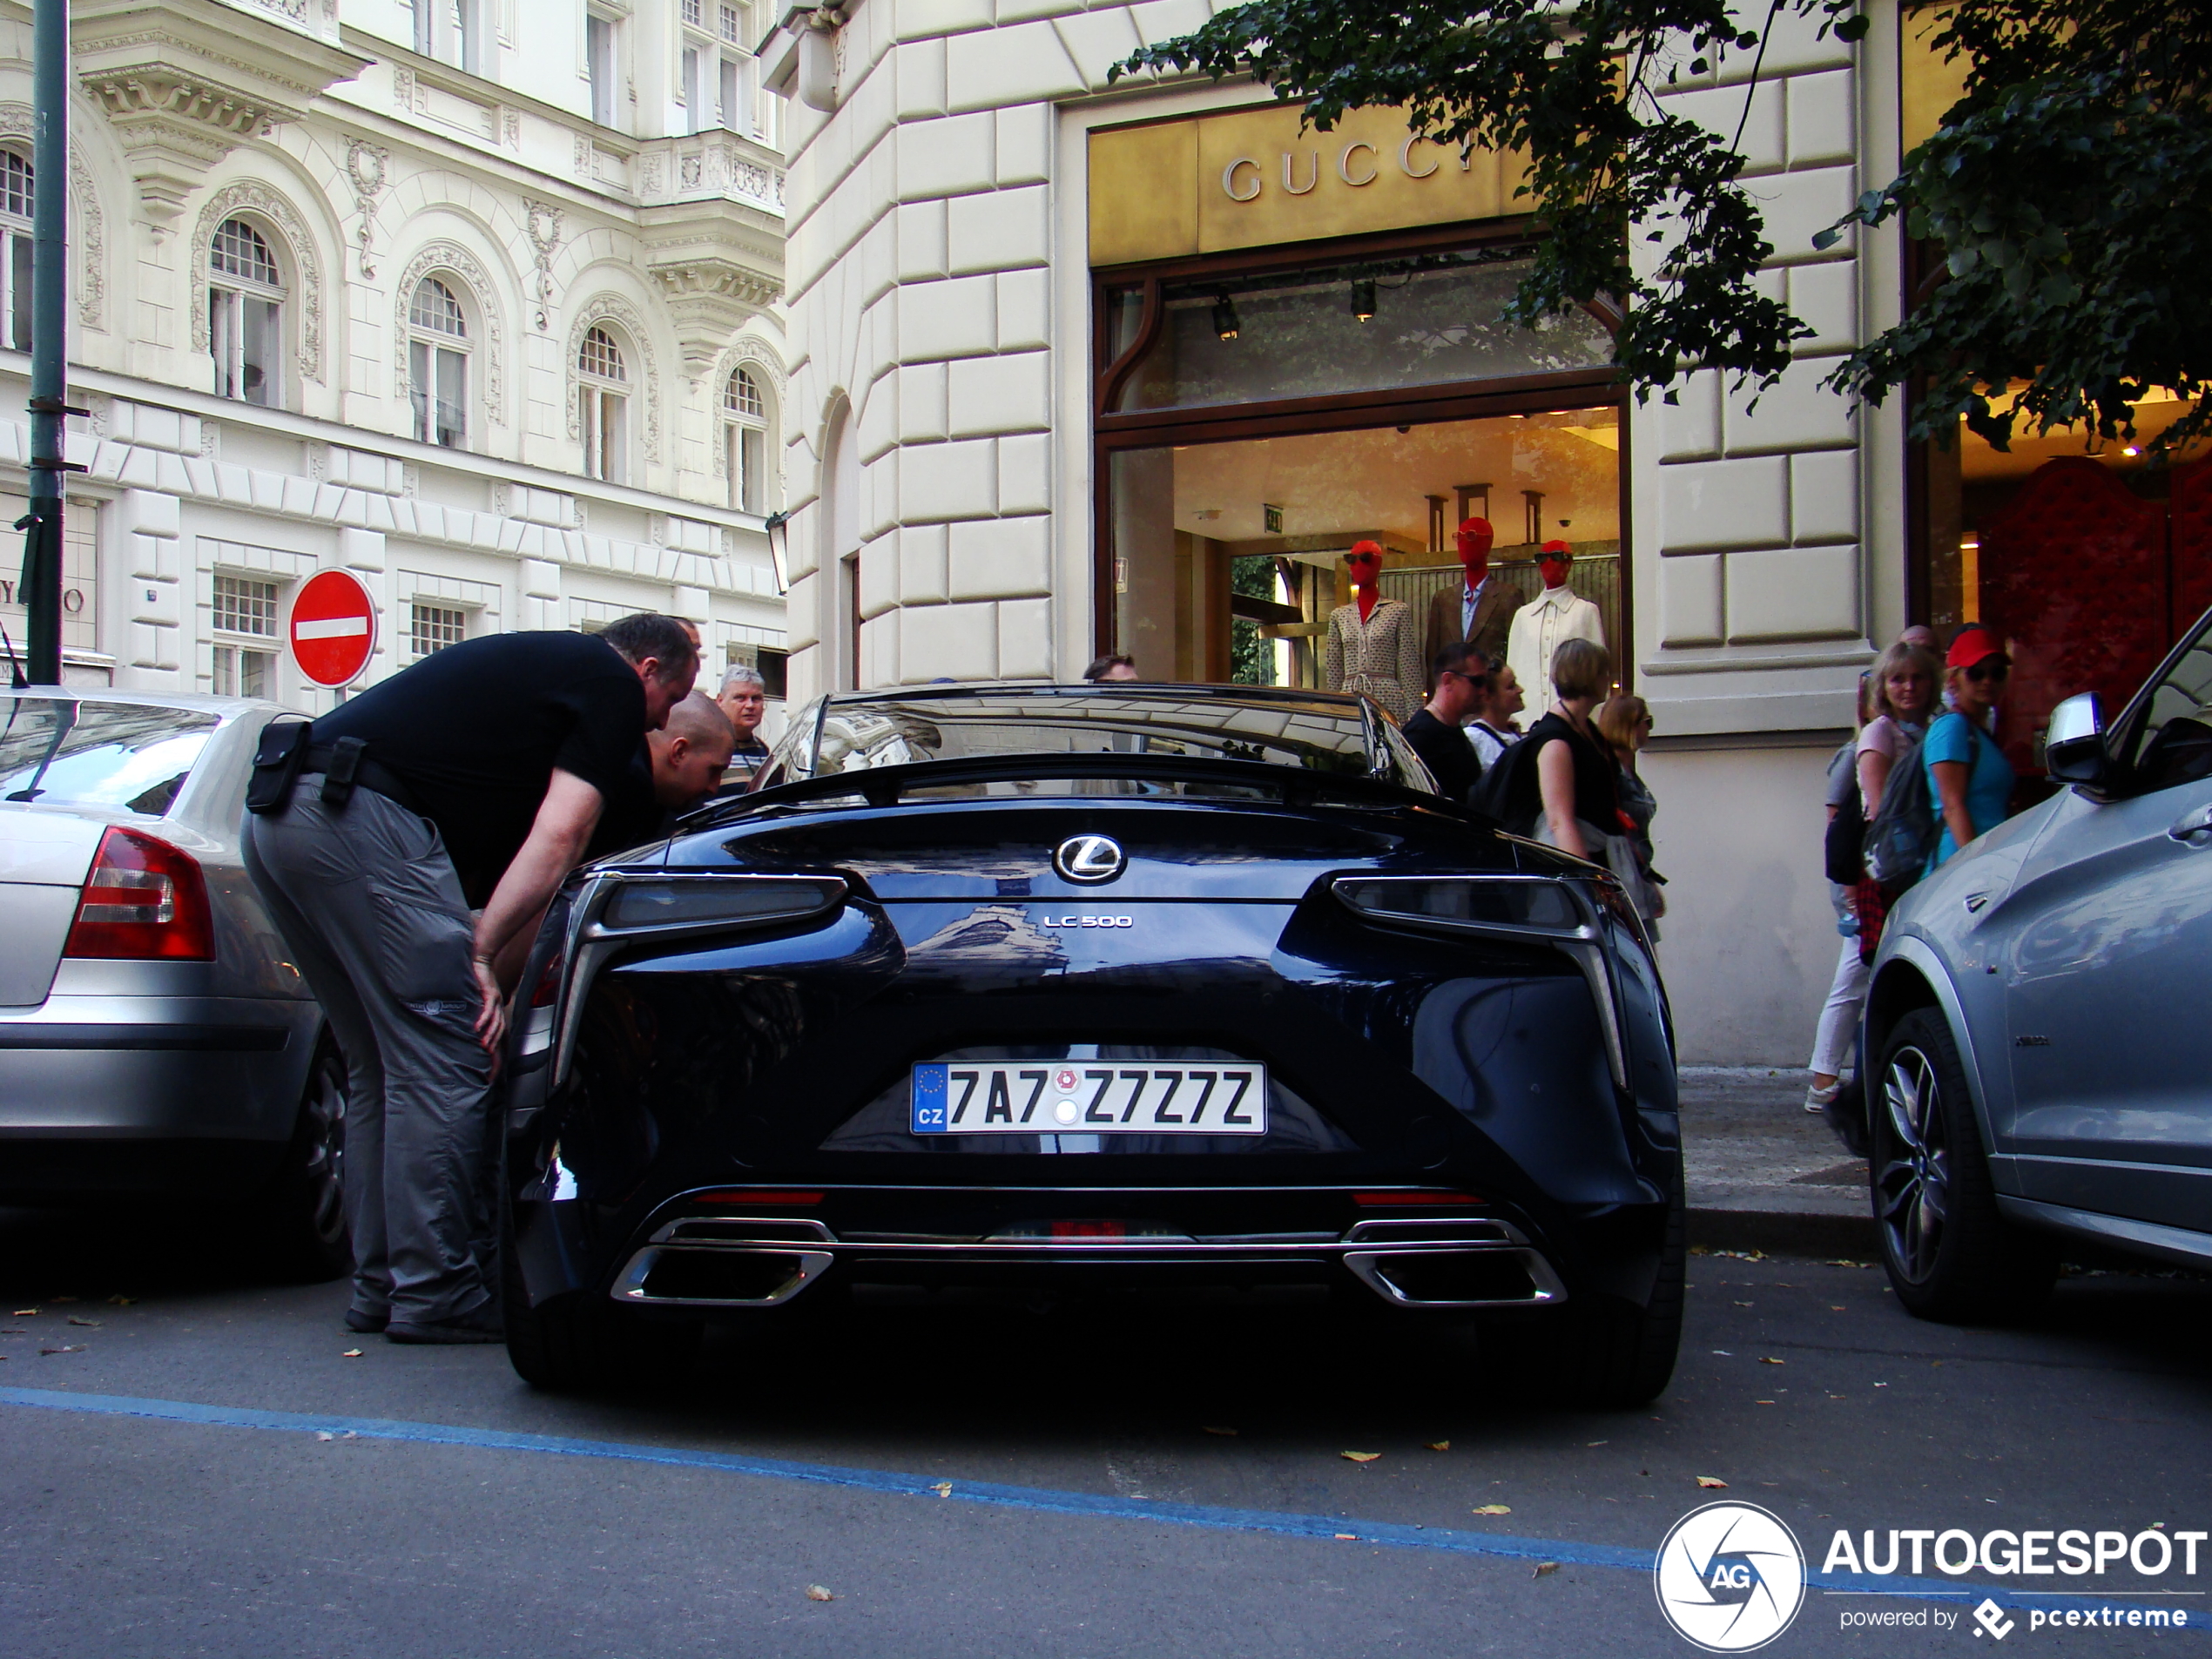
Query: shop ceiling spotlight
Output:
[[1212, 293, 1240, 341], [1351, 278, 1377, 322]]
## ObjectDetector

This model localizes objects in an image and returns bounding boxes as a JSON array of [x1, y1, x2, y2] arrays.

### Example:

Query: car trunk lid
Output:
[[0, 808, 106, 1006]]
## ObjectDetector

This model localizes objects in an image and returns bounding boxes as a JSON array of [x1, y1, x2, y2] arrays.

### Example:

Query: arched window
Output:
[[724, 366, 768, 513], [209, 218, 284, 406], [0, 151, 32, 351], [408, 276, 469, 448], [577, 325, 628, 482]]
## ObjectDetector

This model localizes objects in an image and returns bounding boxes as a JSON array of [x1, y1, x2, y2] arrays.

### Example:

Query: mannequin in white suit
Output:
[[1507, 541, 1607, 700]]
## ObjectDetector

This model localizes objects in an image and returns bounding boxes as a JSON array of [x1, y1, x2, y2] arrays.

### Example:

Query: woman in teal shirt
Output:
[[1925, 626, 2017, 870]]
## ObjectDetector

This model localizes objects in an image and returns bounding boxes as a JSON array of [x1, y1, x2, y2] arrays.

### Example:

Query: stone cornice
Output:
[[75, 0, 370, 229]]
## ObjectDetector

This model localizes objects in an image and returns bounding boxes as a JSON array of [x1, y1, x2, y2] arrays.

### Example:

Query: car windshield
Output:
[[0, 698, 219, 817], [765, 688, 1436, 797]]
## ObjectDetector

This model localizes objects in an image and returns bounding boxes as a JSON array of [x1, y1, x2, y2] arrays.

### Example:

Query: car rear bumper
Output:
[[0, 995, 318, 1190]]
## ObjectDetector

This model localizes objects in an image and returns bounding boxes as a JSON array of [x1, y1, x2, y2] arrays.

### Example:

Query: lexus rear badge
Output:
[[1053, 833, 1126, 884]]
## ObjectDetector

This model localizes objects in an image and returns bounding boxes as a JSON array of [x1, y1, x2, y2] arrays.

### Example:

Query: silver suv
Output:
[[1856, 611, 2212, 1318]]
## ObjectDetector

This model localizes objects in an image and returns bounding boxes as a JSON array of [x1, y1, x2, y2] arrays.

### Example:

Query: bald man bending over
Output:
[[587, 691, 737, 861]]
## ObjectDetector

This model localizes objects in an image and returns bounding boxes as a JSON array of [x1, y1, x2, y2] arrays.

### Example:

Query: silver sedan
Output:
[[0, 689, 345, 1278]]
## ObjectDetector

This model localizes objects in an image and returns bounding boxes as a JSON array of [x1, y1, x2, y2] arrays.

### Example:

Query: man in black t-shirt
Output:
[[241, 615, 697, 1345], [1399, 643, 1488, 806]]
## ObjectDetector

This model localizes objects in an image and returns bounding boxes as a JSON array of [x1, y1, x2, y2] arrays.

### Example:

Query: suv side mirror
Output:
[[2045, 692, 2109, 787]]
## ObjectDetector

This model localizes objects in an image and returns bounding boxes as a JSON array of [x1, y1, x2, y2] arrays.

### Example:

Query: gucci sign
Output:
[[1219, 136, 1472, 202]]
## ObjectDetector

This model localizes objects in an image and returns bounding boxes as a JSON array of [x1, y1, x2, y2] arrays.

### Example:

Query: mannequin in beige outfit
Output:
[[1323, 543, 1423, 723], [1506, 540, 1607, 706]]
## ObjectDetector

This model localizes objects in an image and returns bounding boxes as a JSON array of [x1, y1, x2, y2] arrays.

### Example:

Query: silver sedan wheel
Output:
[[1877, 1044, 1951, 1285], [298, 1044, 347, 1250]]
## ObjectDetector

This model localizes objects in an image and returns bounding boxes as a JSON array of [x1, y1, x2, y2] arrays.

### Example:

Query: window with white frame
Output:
[[211, 573, 280, 698], [724, 366, 768, 514], [414, 0, 486, 71], [408, 277, 469, 449], [677, 0, 751, 134], [0, 152, 32, 352], [409, 602, 469, 658], [578, 326, 629, 483], [209, 219, 284, 407], [586, 10, 619, 127]]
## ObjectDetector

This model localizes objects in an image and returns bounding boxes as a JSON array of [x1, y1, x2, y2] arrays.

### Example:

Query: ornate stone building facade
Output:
[[3, 0, 790, 716]]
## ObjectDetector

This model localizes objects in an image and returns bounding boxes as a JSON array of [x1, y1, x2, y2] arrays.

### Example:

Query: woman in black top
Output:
[[1527, 637, 1619, 861]]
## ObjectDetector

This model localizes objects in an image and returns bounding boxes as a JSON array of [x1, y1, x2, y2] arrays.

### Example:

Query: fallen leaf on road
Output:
[[1533, 1561, 1560, 1578], [1203, 1426, 1238, 1437], [1756, 1399, 1776, 1406], [0, 1328, 23, 1333], [316, 1431, 335, 1441], [932, 1481, 953, 1498], [66, 1317, 99, 1328], [805, 1584, 834, 1602], [1831, 1305, 1846, 1311], [107, 1296, 135, 1306], [1473, 1504, 1512, 1515], [1758, 1357, 1784, 1366], [1586, 1440, 1608, 1447], [1426, 1440, 1450, 1452], [1696, 1476, 1729, 1488], [341, 1349, 364, 1359], [1711, 1349, 1732, 1356], [1732, 1300, 1753, 1307], [38, 1345, 84, 1355], [50, 1296, 77, 1303], [1340, 1451, 1380, 1462], [1333, 1533, 1358, 1541], [12, 1309, 37, 1317]]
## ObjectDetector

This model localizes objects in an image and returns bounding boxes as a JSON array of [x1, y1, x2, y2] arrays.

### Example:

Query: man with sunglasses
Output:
[[1400, 643, 1488, 806], [1925, 624, 2017, 870]]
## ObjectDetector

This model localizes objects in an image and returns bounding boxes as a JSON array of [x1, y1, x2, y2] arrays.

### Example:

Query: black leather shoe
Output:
[[385, 1307, 504, 1345], [344, 1308, 388, 1334]]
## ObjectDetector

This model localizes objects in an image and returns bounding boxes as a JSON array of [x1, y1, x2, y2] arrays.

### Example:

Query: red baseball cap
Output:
[[1946, 625, 2005, 670]]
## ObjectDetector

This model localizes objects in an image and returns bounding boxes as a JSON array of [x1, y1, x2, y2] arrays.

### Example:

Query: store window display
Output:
[[1324, 543, 1423, 720], [1507, 540, 1608, 708]]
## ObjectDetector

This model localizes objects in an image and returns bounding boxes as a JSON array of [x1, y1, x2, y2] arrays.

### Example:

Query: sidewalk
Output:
[[1678, 1066, 1877, 1258]]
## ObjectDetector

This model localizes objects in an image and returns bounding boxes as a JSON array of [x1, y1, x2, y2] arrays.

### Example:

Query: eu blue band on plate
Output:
[[912, 1062, 948, 1134]]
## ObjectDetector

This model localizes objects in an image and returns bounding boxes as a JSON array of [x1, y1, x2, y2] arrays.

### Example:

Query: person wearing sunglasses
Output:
[[1924, 624, 2017, 871]]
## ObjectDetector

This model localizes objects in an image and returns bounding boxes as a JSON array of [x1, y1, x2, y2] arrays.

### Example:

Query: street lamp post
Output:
[[19, 0, 75, 687]]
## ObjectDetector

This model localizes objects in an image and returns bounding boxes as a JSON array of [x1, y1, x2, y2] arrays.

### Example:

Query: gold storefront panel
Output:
[[1090, 105, 1529, 267]]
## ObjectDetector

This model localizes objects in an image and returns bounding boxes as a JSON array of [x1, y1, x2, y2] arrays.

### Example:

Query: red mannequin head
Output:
[[1539, 539, 1573, 590], [1454, 518, 1494, 587], [1347, 541, 1383, 621]]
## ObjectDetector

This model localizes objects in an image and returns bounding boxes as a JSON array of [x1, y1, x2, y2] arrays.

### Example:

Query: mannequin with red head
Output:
[[1323, 539, 1423, 722], [1506, 536, 1607, 707], [1539, 540, 1573, 590], [1346, 541, 1383, 623], [1424, 517, 1522, 671]]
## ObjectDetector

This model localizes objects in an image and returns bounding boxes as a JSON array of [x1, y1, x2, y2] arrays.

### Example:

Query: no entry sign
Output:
[[287, 570, 378, 688]]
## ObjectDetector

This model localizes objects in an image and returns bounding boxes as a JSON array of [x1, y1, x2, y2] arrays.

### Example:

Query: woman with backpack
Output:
[[1925, 625, 2017, 869], [1805, 639, 1940, 1111]]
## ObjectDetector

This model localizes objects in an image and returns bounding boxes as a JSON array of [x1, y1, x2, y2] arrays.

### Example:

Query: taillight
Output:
[[529, 948, 563, 1008], [63, 826, 215, 961]]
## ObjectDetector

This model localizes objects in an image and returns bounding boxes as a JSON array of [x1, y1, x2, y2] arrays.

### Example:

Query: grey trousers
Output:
[[241, 780, 496, 1325]]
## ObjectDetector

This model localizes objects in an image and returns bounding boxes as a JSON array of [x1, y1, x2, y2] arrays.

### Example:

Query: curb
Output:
[[1688, 1204, 1879, 1260]]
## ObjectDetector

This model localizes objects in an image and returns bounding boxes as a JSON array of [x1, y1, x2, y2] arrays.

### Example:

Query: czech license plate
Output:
[[911, 1061, 1268, 1136]]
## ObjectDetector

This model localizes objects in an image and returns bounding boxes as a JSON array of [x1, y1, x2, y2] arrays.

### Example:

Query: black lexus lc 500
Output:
[[500, 685, 1683, 1406]]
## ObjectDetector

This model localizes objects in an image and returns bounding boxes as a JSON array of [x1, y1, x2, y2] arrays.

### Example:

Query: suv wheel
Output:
[[1873, 1008, 2055, 1322], [256, 1034, 350, 1283]]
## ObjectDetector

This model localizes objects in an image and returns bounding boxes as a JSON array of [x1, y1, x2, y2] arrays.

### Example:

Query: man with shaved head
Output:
[[587, 691, 737, 858]]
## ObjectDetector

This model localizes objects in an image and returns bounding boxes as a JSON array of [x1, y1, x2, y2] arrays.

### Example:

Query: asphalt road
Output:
[[2, 1207, 2209, 1658]]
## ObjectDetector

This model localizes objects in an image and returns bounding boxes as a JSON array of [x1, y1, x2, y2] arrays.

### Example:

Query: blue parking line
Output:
[[0, 1383, 2199, 1628]]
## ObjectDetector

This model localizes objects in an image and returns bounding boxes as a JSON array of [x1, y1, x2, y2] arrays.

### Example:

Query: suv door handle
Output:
[[2169, 804, 2212, 843]]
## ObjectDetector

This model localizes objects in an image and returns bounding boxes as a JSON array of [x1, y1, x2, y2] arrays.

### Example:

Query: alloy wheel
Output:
[[298, 1047, 347, 1248], [1877, 1045, 1951, 1284]]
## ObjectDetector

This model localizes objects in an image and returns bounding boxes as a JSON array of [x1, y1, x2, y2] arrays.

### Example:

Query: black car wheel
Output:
[[1872, 1008, 2055, 1322], [501, 1188, 700, 1393], [1487, 1157, 1685, 1409], [255, 1034, 351, 1283]]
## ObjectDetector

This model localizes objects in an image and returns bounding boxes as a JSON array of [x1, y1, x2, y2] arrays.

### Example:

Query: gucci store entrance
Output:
[[1089, 110, 1629, 705]]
